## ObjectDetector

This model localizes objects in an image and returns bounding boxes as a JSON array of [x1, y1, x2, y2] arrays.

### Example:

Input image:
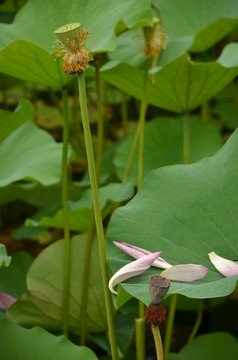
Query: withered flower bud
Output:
[[149, 275, 170, 305], [53, 23, 93, 74], [143, 17, 166, 59], [145, 275, 170, 325]]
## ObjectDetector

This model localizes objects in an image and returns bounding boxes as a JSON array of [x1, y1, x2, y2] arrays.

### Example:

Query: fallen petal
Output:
[[161, 264, 208, 282], [109, 252, 161, 295], [113, 241, 172, 269], [209, 252, 238, 277], [0, 292, 17, 310]]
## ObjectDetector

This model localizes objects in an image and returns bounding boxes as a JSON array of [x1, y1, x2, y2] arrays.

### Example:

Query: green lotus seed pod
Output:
[[55, 23, 82, 51]]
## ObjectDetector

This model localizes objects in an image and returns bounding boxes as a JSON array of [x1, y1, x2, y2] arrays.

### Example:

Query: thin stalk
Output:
[[123, 324, 135, 359], [80, 61, 104, 345], [183, 112, 191, 165], [135, 318, 146, 360], [138, 61, 149, 189], [123, 124, 140, 180], [77, 72, 119, 360], [122, 92, 129, 136], [61, 88, 71, 336], [151, 324, 164, 360], [188, 300, 203, 343], [164, 294, 178, 360], [80, 212, 94, 345], [201, 101, 210, 123]]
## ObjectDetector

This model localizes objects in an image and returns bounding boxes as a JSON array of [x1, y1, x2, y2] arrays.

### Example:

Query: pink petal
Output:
[[0, 292, 17, 310], [109, 252, 161, 295], [113, 241, 172, 269], [161, 264, 208, 282], [208, 252, 238, 277]]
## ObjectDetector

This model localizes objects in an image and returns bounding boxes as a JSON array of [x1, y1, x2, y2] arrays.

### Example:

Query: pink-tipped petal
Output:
[[109, 252, 161, 295], [208, 252, 238, 277], [113, 241, 171, 269], [0, 292, 17, 310], [161, 264, 208, 282]]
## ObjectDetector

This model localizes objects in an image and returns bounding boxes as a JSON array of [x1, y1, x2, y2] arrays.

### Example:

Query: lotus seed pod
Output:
[[53, 23, 93, 74], [149, 275, 170, 305], [55, 23, 84, 51]]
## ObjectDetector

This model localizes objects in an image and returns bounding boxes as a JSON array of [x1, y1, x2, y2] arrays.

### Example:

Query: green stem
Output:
[[164, 294, 178, 360], [123, 124, 140, 180], [151, 324, 164, 360], [188, 300, 203, 343], [138, 61, 149, 189], [77, 72, 119, 360], [61, 88, 71, 336], [123, 324, 135, 359], [135, 318, 146, 360], [80, 212, 94, 345], [95, 59, 104, 181], [201, 101, 210, 123], [122, 92, 129, 136], [80, 62, 104, 345], [183, 112, 191, 165]]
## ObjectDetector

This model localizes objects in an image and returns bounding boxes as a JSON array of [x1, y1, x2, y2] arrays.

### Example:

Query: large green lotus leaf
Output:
[[154, 0, 238, 52], [0, 183, 61, 207], [26, 181, 134, 231], [0, 0, 152, 87], [0, 99, 35, 144], [101, 51, 238, 113], [0, 244, 11, 268], [0, 319, 97, 360], [114, 117, 222, 182], [0, 122, 63, 187], [0, 40, 69, 88], [169, 332, 238, 360], [0, 251, 33, 298], [8, 235, 107, 334], [107, 129, 238, 305]]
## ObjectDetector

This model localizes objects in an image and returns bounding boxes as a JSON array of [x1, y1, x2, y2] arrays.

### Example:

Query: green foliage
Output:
[[0, 319, 97, 360], [113, 117, 222, 182], [107, 129, 238, 305], [169, 332, 238, 360], [101, 50, 238, 112], [0, 121, 63, 186], [0, 251, 33, 298], [0, 244, 11, 268], [8, 235, 107, 334], [0, 99, 35, 144]]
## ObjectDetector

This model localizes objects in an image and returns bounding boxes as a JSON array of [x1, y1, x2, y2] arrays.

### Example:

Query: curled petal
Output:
[[0, 292, 17, 310], [113, 241, 171, 269], [209, 252, 238, 277], [161, 264, 208, 282], [109, 252, 161, 295]]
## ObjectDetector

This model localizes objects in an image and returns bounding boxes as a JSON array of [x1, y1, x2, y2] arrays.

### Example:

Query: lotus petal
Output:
[[0, 293, 17, 310], [161, 264, 208, 282], [109, 252, 161, 295], [113, 241, 172, 269], [208, 252, 238, 277]]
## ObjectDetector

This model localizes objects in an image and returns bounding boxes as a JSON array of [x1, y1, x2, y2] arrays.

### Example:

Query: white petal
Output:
[[109, 252, 161, 295], [113, 241, 171, 269], [161, 264, 208, 282], [209, 252, 238, 277]]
